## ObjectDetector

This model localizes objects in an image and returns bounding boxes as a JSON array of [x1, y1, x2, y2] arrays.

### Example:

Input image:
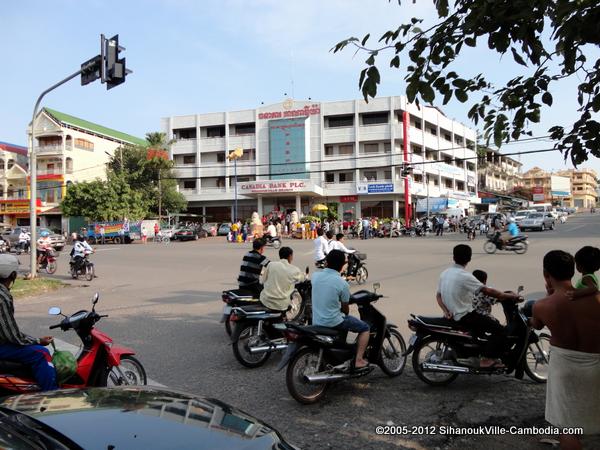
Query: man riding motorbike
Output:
[[17, 230, 30, 253], [331, 233, 358, 279], [71, 234, 94, 273], [259, 247, 304, 313], [436, 244, 521, 368], [313, 228, 331, 267], [496, 217, 520, 249], [237, 238, 270, 298], [0, 254, 57, 391], [36, 230, 53, 266], [312, 250, 370, 369]]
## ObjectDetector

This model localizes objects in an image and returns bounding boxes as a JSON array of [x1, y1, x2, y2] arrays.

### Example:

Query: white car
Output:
[[514, 210, 535, 224]]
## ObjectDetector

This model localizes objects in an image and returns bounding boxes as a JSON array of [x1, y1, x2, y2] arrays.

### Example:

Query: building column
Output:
[[295, 194, 301, 215], [257, 195, 264, 216], [393, 198, 400, 219]]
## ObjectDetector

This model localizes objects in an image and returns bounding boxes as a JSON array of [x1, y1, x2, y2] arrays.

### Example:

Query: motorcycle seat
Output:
[[292, 325, 341, 336], [416, 316, 467, 329], [223, 289, 255, 299], [235, 304, 286, 316], [0, 360, 34, 378]]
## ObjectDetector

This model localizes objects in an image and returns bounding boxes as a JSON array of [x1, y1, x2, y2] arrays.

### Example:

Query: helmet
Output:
[[0, 254, 19, 278], [40, 230, 50, 237], [508, 217, 516, 223]]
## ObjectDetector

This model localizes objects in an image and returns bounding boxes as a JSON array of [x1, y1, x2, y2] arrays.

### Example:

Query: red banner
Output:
[[340, 195, 358, 203]]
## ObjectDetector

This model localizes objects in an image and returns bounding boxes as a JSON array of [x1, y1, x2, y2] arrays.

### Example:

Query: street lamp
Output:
[[227, 148, 244, 222]]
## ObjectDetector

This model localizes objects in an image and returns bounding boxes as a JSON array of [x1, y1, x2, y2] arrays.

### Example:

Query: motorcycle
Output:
[[278, 284, 407, 404], [0, 239, 9, 254], [484, 232, 528, 254], [464, 224, 477, 241], [229, 276, 312, 368], [264, 235, 281, 249], [0, 293, 147, 393], [69, 253, 95, 281], [38, 248, 58, 274], [221, 289, 262, 336], [342, 252, 368, 285], [405, 287, 550, 386]]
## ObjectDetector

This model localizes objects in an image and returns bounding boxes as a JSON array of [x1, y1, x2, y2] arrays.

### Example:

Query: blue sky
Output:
[[2, 0, 598, 174]]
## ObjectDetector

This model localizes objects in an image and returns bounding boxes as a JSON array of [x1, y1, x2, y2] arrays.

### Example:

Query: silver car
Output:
[[520, 213, 556, 232]]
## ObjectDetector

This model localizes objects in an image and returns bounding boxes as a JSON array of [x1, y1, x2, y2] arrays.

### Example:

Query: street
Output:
[[14, 213, 600, 450]]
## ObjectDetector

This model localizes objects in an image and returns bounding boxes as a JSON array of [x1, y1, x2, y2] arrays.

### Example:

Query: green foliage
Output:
[[326, 203, 340, 220], [332, 0, 600, 165]]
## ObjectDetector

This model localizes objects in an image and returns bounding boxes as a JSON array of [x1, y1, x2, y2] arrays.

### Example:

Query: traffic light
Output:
[[80, 55, 101, 86], [104, 34, 127, 90], [401, 164, 412, 177]]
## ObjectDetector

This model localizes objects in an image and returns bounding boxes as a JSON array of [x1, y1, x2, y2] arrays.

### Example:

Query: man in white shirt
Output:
[[71, 235, 94, 272], [260, 247, 304, 312], [313, 228, 331, 263], [266, 222, 277, 238], [437, 244, 519, 367]]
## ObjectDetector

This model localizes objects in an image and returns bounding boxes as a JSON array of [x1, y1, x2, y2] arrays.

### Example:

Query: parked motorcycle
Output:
[[221, 289, 261, 336], [0, 293, 147, 393], [69, 254, 95, 281], [229, 276, 312, 368], [38, 248, 58, 274], [484, 233, 528, 254], [278, 284, 407, 404], [406, 287, 550, 386]]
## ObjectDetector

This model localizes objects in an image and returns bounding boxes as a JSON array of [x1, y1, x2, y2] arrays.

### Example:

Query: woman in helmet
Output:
[[37, 230, 53, 266]]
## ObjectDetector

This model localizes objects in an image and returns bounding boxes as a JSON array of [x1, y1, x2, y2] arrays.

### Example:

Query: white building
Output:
[[23, 108, 146, 231], [162, 96, 478, 223]]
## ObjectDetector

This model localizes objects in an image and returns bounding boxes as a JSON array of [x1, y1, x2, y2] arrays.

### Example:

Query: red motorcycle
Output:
[[0, 293, 147, 393], [38, 247, 58, 274]]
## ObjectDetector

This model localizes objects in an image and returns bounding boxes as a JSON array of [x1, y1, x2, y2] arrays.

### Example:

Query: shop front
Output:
[[0, 199, 43, 227]]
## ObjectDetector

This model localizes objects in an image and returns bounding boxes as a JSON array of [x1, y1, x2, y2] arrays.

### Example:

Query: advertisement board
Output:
[[550, 175, 571, 197], [268, 118, 309, 180], [532, 186, 545, 202], [356, 183, 394, 194]]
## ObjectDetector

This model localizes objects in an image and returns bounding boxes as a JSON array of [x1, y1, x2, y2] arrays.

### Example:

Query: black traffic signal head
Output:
[[81, 55, 101, 86], [105, 34, 127, 90]]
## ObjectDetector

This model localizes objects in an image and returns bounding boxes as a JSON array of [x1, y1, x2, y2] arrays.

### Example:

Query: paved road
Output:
[[14, 214, 600, 449]]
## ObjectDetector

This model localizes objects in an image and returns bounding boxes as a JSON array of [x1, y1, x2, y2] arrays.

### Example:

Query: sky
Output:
[[1, 0, 598, 175]]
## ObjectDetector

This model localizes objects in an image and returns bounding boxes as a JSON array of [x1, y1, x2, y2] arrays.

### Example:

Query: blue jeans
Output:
[[0, 343, 58, 391], [334, 315, 370, 333]]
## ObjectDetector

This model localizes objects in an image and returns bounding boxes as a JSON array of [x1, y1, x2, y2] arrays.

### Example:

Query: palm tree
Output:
[[145, 132, 175, 150]]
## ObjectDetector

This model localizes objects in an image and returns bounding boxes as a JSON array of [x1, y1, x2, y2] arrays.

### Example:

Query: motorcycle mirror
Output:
[[48, 306, 61, 316], [517, 285, 524, 294], [92, 293, 100, 305], [373, 282, 381, 292], [305, 266, 310, 275]]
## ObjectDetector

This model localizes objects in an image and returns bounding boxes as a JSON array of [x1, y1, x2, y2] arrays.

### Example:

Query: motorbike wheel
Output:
[[286, 347, 328, 404], [412, 336, 459, 386], [70, 267, 78, 279], [409, 230, 416, 237], [355, 266, 368, 285], [162, 237, 170, 244], [483, 241, 497, 254], [232, 324, 271, 368], [46, 261, 57, 274], [101, 355, 147, 387], [524, 333, 550, 383], [379, 329, 407, 377], [225, 319, 233, 336], [286, 290, 303, 322], [513, 242, 528, 255], [272, 239, 281, 249], [85, 264, 95, 281]]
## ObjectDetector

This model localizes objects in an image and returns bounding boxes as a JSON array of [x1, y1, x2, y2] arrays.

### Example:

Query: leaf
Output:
[[493, 118, 504, 148], [510, 48, 528, 67], [361, 34, 370, 46], [406, 81, 419, 103], [455, 90, 468, 103], [541, 92, 553, 107], [390, 55, 400, 68], [365, 53, 376, 66], [421, 82, 435, 103], [465, 37, 476, 47], [358, 68, 368, 88], [452, 78, 468, 89]]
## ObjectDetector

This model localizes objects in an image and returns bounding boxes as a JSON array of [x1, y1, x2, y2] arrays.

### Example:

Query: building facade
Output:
[[556, 168, 598, 208], [477, 148, 522, 193], [17, 108, 146, 230], [162, 96, 478, 223]]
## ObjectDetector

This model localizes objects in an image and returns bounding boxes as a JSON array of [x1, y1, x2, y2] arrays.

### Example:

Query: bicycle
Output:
[[154, 234, 170, 244]]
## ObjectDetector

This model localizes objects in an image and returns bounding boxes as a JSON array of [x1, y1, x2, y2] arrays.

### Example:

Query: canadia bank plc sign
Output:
[[240, 180, 310, 194], [258, 103, 321, 120]]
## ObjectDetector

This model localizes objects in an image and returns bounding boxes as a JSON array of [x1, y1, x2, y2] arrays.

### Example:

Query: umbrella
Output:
[[312, 204, 328, 212]]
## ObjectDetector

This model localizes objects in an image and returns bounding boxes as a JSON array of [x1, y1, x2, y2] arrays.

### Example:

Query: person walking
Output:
[[141, 227, 148, 244], [99, 225, 106, 245], [437, 216, 445, 236]]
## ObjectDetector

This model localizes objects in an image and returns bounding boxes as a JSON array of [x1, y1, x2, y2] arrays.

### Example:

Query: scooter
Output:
[[38, 248, 58, 274], [0, 293, 147, 393], [264, 235, 281, 249], [278, 284, 407, 404], [483, 232, 528, 254], [69, 253, 95, 281], [229, 276, 312, 368], [342, 251, 368, 285], [405, 287, 550, 386], [221, 288, 261, 336]]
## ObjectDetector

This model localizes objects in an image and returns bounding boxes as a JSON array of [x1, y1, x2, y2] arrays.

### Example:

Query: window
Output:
[[217, 153, 225, 163], [234, 123, 255, 135], [325, 172, 335, 183], [413, 174, 423, 183], [411, 116, 422, 129], [384, 170, 392, 180], [239, 149, 256, 161], [444, 156, 453, 165], [426, 149, 437, 160], [183, 155, 196, 165], [66, 158, 73, 174], [363, 170, 377, 181], [441, 130, 452, 141], [205, 126, 225, 138], [411, 144, 423, 156], [7, 160, 14, 169], [384, 143, 391, 153], [339, 172, 354, 182], [361, 112, 389, 125], [364, 143, 379, 153], [456, 181, 465, 191], [426, 122, 437, 135], [74, 138, 94, 150], [455, 135, 464, 145], [339, 145, 353, 155], [444, 178, 453, 188], [173, 128, 197, 139], [46, 163, 55, 175], [327, 115, 354, 128], [183, 179, 196, 189], [325, 145, 334, 156]]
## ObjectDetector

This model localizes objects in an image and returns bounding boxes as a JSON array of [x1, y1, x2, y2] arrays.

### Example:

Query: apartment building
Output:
[[477, 148, 522, 193], [521, 167, 571, 204], [21, 108, 146, 230], [162, 96, 478, 223], [556, 168, 598, 209]]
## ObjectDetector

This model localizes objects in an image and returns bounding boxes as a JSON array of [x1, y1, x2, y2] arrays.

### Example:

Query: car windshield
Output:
[[527, 213, 543, 219]]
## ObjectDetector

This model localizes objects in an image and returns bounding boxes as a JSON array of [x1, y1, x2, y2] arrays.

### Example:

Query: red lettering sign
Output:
[[259, 104, 321, 120], [340, 195, 358, 203]]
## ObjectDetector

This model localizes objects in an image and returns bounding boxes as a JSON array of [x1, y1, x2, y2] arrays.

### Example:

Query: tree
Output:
[[61, 174, 149, 221], [333, 0, 600, 165]]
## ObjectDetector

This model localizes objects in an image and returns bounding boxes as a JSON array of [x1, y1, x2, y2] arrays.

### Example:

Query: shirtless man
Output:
[[531, 250, 600, 450]]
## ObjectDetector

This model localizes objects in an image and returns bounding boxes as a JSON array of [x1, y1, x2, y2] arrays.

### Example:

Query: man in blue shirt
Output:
[[499, 217, 519, 248], [312, 250, 370, 369]]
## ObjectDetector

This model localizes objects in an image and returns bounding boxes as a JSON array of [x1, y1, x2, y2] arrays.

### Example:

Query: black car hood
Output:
[[0, 386, 297, 450]]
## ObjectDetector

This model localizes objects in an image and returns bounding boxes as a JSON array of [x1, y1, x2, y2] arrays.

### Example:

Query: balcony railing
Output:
[[35, 145, 63, 154]]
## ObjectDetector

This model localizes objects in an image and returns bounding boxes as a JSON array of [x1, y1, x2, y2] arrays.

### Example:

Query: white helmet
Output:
[[0, 254, 19, 278], [508, 217, 516, 223]]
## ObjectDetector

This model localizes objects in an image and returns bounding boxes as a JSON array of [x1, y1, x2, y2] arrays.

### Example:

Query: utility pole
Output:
[[28, 34, 131, 278], [227, 148, 244, 222], [158, 170, 162, 224]]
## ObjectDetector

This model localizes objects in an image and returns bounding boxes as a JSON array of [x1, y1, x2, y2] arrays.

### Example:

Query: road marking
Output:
[[52, 338, 164, 387], [92, 247, 122, 252]]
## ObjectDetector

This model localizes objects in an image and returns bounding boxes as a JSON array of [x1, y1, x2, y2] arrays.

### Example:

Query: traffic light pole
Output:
[[29, 69, 82, 278]]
